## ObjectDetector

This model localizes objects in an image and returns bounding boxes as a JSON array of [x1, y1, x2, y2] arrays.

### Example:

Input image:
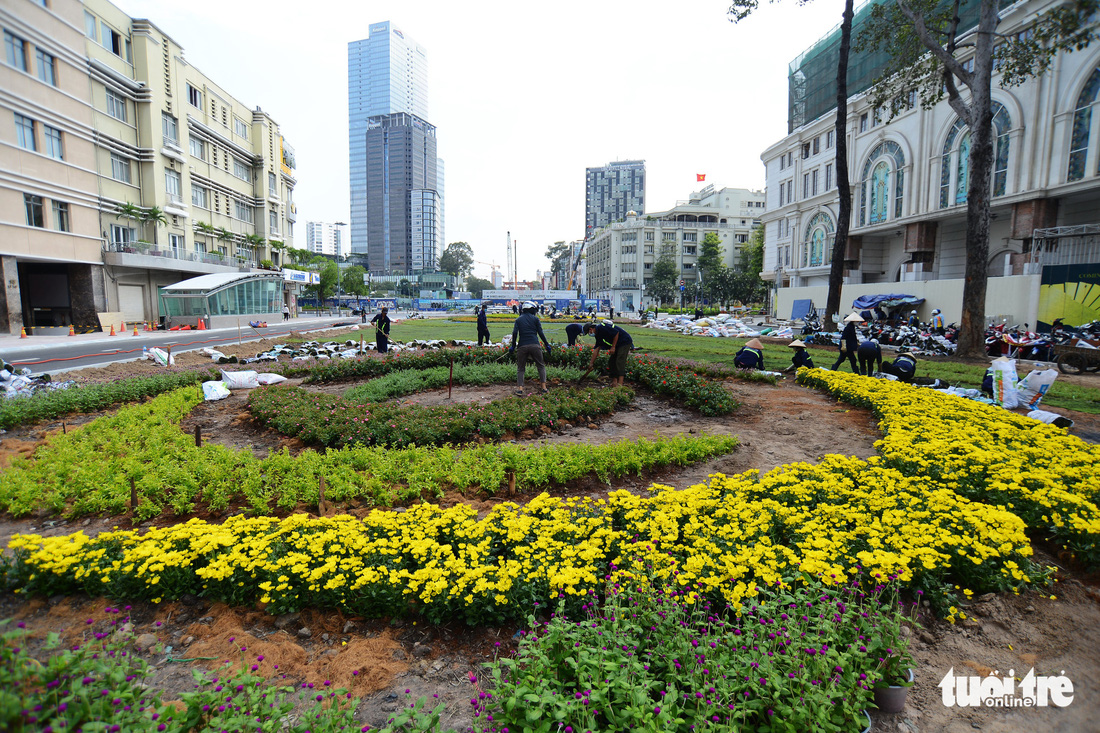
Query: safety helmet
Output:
[[522, 300, 538, 312], [932, 308, 941, 315], [911, 310, 917, 315]]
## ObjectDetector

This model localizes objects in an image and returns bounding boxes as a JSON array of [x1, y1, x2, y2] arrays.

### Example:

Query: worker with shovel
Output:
[[579, 321, 633, 388], [509, 300, 552, 395], [370, 307, 391, 353]]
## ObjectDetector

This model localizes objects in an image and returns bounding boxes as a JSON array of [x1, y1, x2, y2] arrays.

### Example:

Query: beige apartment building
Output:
[[1, 0, 296, 334]]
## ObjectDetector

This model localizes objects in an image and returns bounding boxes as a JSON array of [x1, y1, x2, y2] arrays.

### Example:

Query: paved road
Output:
[[0, 317, 356, 373]]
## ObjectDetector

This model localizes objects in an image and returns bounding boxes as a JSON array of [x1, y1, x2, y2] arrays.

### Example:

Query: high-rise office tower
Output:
[[585, 160, 646, 235], [348, 21, 443, 274]]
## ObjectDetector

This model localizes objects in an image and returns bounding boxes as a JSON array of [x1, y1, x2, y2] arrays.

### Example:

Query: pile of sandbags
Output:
[[1, 360, 74, 400], [640, 313, 764, 339]]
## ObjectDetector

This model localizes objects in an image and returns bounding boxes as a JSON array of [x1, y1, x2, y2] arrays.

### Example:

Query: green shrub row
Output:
[[0, 368, 218, 430], [0, 386, 738, 520], [343, 362, 585, 403], [248, 383, 634, 448]]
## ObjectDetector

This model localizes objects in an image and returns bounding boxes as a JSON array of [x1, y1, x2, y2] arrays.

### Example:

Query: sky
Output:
[[117, 0, 845, 282]]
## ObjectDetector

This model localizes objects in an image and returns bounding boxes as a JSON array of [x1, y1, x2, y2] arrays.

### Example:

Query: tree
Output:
[[466, 276, 494, 298], [731, 0, 857, 331], [545, 241, 572, 284], [342, 265, 367, 296], [114, 203, 143, 243], [823, 0, 856, 331], [141, 206, 168, 245], [858, 0, 1098, 356], [649, 245, 679, 306], [697, 231, 727, 305], [308, 260, 339, 301], [439, 241, 475, 279]]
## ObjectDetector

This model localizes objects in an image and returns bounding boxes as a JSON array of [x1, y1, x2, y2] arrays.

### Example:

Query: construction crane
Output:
[[476, 259, 500, 285]]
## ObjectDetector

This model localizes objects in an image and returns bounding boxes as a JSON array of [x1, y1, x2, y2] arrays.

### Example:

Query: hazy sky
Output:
[[117, 0, 843, 282]]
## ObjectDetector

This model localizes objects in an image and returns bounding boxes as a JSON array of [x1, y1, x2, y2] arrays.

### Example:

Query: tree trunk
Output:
[[824, 0, 855, 330], [956, 0, 998, 358]]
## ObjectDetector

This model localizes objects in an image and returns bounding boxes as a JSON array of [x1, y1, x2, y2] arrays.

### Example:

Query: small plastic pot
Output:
[[873, 667, 915, 713]]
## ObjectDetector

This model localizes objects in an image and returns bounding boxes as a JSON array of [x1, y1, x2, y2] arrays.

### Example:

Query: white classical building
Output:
[[586, 185, 766, 312], [305, 221, 348, 258], [762, 0, 1100, 329]]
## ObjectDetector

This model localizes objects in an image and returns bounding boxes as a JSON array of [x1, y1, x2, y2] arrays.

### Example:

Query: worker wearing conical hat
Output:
[[734, 337, 765, 370], [830, 312, 864, 374], [784, 339, 814, 372]]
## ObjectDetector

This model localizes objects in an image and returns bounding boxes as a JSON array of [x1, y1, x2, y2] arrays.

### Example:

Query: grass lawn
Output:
[[321, 317, 1100, 414]]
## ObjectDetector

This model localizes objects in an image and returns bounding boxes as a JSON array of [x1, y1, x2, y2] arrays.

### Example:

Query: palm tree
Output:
[[141, 206, 168, 245], [114, 202, 143, 246], [269, 239, 286, 268]]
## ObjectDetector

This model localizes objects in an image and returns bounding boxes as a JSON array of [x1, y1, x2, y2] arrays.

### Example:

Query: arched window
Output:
[[858, 140, 906, 226], [939, 101, 1011, 208], [1068, 66, 1100, 181], [802, 212, 834, 268]]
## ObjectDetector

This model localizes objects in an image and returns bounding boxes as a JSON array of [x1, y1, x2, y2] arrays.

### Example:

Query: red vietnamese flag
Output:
[[697, 173, 706, 182]]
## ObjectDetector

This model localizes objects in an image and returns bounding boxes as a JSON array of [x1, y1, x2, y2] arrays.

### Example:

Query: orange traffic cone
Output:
[[68, 324, 75, 336], [144, 321, 152, 332], [109, 324, 116, 336], [133, 324, 140, 336], [197, 318, 205, 331], [20, 327, 28, 338], [120, 321, 126, 335]]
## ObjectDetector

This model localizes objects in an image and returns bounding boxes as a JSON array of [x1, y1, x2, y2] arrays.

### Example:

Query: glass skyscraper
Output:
[[348, 22, 442, 273]]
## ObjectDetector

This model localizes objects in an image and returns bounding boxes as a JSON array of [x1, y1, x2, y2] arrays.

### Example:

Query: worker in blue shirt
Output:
[[476, 304, 491, 346], [784, 339, 814, 372], [565, 322, 584, 346], [830, 313, 863, 374], [580, 321, 633, 387], [931, 308, 946, 335], [734, 338, 765, 370], [857, 338, 882, 376], [881, 348, 918, 382], [508, 301, 552, 395]]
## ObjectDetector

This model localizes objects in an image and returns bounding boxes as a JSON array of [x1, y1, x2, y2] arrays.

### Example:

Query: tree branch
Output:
[[896, 0, 973, 85]]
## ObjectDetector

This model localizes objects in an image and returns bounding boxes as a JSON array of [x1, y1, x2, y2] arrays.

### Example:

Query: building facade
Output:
[[586, 185, 765, 313], [762, 0, 1100, 329], [585, 160, 646, 235], [0, 0, 297, 334], [348, 21, 443, 274], [305, 221, 348, 258]]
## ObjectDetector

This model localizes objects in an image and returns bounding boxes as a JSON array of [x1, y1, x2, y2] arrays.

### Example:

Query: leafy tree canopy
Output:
[[439, 242, 475, 278], [341, 265, 368, 296], [466, 276, 494, 298]]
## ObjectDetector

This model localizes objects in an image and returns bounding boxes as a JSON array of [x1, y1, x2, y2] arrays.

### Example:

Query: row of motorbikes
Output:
[[800, 308, 959, 356], [799, 310, 1100, 359]]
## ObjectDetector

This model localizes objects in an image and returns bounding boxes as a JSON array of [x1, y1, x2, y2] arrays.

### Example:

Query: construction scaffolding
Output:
[[788, 0, 990, 132]]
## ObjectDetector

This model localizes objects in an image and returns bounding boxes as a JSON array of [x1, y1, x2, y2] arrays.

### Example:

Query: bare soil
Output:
[[3, 346, 1100, 731]]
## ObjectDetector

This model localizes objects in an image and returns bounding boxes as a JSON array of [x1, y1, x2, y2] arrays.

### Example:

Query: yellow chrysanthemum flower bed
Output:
[[798, 369, 1100, 566], [4, 452, 1037, 622]]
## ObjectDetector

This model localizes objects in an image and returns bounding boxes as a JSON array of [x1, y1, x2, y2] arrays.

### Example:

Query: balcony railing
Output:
[[166, 192, 184, 206], [104, 240, 249, 269], [163, 135, 181, 149]]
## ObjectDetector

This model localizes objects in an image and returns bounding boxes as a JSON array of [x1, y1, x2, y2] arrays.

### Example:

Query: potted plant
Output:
[[861, 582, 919, 713]]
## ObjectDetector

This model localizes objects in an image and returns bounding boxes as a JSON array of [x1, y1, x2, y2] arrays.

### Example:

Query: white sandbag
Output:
[[1016, 368, 1058, 410], [990, 358, 1019, 409], [1027, 409, 1074, 428], [148, 347, 174, 367], [202, 380, 231, 401], [220, 370, 260, 389], [208, 350, 227, 362], [255, 373, 287, 385]]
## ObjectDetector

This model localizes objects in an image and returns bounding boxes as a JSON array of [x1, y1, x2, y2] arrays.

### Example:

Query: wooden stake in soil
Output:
[[62, 422, 66, 434], [508, 471, 516, 496], [237, 318, 242, 346], [448, 355, 454, 400], [318, 475, 326, 514], [129, 477, 137, 512], [194, 425, 201, 447]]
